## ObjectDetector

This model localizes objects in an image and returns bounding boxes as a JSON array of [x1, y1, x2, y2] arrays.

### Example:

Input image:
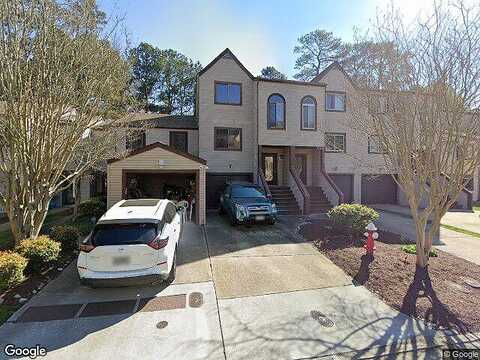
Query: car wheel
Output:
[[166, 248, 177, 284], [268, 218, 276, 225]]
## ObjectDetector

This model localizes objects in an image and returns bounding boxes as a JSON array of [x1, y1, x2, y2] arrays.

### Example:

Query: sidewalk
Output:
[[373, 205, 480, 265]]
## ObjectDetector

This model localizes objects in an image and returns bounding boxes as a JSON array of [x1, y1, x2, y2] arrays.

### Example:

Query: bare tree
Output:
[[0, 0, 131, 245], [347, 1, 480, 270]]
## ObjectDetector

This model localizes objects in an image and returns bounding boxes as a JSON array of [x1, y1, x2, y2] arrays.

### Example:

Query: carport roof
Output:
[[107, 142, 207, 165]]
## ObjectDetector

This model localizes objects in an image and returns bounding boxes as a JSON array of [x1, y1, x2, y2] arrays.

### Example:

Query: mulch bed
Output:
[[0, 254, 75, 307], [302, 222, 480, 333]]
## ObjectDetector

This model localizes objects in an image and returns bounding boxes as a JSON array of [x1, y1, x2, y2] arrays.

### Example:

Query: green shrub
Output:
[[0, 251, 27, 291], [50, 225, 80, 252], [401, 244, 438, 257], [16, 236, 61, 273], [78, 199, 106, 219], [327, 204, 379, 235], [67, 217, 95, 236]]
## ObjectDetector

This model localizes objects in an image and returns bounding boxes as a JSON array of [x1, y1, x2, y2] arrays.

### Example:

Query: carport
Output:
[[107, 142, 207, 224]]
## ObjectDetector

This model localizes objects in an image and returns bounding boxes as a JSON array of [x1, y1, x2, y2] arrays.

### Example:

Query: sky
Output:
[[98, 0, 434, 78]]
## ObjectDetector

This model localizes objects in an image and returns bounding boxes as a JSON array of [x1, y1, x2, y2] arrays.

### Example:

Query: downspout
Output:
[[256, 80, 259, 171]]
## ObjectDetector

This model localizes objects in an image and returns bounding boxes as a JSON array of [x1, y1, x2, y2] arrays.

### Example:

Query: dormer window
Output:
[[326, 92, 346, 112], [215, 81, 241, 105]]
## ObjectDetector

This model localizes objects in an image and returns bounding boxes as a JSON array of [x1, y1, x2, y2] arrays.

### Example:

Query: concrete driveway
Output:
[[205, 214, 453, 359], [0, 223, 224, 360], [206, 215, 351, 299], [0, 214, 462, 359]]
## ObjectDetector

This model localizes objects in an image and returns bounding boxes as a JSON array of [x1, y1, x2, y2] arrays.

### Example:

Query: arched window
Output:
[[301, 96, 316, 130], [267, 94, 285, 129]]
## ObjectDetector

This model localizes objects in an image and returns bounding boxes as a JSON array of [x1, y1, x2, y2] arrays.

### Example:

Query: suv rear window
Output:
[[91, 223, 157, 246], [231, 186, 264, 198]]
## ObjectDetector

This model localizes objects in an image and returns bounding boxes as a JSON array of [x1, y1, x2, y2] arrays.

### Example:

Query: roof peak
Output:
[[311, 61, 356, 87], [198, 48, 254, 79]]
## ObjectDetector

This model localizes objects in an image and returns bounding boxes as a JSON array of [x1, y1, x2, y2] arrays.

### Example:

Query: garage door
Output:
[[361, 174, 397, 204], [206, 173, 253, 209], [329, 174, 353, 203]]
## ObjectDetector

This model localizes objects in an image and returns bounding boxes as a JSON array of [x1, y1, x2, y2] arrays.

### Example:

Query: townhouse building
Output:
[[48, 48, 480, 224]]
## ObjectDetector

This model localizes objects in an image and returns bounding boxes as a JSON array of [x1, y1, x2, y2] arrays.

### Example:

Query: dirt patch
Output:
[[301, 222, 480, 333]]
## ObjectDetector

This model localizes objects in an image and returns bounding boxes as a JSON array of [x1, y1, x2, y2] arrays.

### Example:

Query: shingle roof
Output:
[[121, 113, 198, 129]]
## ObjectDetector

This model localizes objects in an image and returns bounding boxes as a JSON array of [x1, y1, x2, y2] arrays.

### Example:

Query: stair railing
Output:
[[288, 147, 311, 214], [318, 148, 344, 205], [257, 168, 272, 199]]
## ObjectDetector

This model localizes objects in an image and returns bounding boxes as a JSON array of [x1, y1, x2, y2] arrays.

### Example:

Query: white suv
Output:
[[77, 199, 182, 287]]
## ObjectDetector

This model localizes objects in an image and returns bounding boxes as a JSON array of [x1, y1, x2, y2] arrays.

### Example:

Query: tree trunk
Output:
[[414, 217, 430, 268], [9, 213, 26, 247], [8, 201, 49, 247], [73, 179, 81, 219]]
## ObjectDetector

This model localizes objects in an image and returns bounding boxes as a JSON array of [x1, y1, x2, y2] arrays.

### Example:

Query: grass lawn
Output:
[[440, 223, 480, 239], [0, 305, 18, 325], [0, 208, 74, 250]]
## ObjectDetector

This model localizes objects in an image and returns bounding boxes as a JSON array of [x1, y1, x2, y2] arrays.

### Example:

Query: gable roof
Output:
[[256, 77, 326, 87], [120, 113, 198, 129], [311, 61, 356, 88], [198, 48, 255, 80], [107, 142, 207, 165]]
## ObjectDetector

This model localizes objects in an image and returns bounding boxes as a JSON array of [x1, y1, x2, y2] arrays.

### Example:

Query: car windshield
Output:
[[91, 223, 157, 246], [231, 186, 265, 198]]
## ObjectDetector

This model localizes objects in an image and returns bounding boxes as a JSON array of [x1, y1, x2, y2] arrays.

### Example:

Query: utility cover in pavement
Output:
[[310, 310, 335, 327], [137, 294, 186, 312], [17, 304, 83, 323], [188, 292, 203, 308], [156, 321, 168, 329]]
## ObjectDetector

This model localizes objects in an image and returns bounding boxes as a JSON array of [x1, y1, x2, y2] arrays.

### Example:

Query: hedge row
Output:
[[0, 199, 103, 292]]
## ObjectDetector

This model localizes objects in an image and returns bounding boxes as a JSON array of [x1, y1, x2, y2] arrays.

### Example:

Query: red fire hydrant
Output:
[[363, 222, 378, 256]]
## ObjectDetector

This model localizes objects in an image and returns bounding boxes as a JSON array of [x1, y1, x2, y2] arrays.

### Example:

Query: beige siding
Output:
[[257, 81, 325, 147], [107, 146, 206, 224], [198, 56, 255, 174], [318, 68, 393, 203], [146, 128, 199, 156]]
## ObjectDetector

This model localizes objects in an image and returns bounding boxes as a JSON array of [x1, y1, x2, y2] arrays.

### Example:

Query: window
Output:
[[126, 129, 145, 150], [368, 135, 387, 154], [231, 185, 265, 198], [325, 133, 346, 152], [215, 82, 241, 105], [301, 96, 316, 130], [170, 131, 188, 153], [267, 94, 285, 129], [91, 223, 157, 246], [214, 127, 242, 151], [326, 92, 346, 112]]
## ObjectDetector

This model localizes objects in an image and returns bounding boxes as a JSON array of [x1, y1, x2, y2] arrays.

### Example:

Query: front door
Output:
[[295, 154, 307, 184], [262, 154, 278, 185]]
